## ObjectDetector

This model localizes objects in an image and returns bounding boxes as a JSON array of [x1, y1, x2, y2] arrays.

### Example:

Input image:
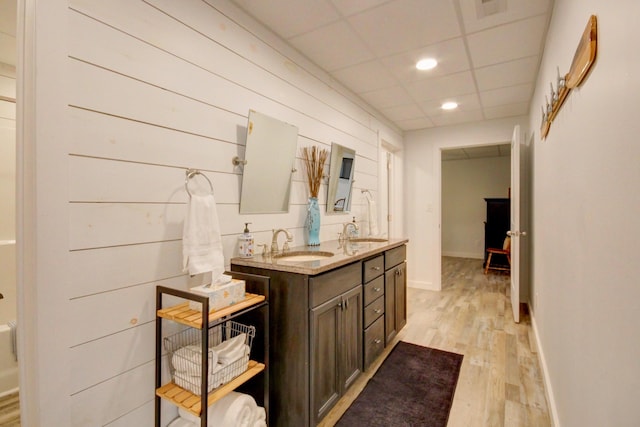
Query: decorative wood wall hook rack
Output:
[[541, 15, 597, 139]]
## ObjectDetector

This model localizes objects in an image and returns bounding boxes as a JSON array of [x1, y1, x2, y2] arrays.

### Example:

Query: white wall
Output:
[[441, 156, 510, 259], [20, 0, 403, 425], [404, 116, 526, 290], [528, 1, 640, 426]]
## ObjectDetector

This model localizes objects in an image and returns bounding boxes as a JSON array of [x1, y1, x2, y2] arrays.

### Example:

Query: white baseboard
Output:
[[528, 304, 560, 427], [442, 251, 483, 259], [408, 280, 439, 291]]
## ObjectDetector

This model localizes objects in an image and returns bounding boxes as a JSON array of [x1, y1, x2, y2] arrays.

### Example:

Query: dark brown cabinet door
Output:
[[385, 262, 407, 345], [395, 262, 407, 333], [310, 285, 362, 425], [385, 268, 397, 345], [340, 286, 363, 391], [310, 294, 341, 424]]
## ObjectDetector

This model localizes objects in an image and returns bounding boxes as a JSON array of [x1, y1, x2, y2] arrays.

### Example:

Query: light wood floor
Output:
[[320, 256, 551, 427]]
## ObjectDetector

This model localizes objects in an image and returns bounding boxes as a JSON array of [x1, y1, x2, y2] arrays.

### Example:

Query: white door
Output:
[[509, 125, 523, 323]]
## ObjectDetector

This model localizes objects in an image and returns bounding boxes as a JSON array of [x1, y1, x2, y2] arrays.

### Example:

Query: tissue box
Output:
[[188, 279, 246, 312]]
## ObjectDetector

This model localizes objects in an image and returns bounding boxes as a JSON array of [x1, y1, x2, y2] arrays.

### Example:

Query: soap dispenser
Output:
[[350, 217, 359, 238], [238, 222, 254, 258]]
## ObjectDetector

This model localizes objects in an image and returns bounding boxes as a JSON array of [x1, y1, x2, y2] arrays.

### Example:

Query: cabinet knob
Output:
[[374, 309, 381, 314], [373, 287, 381, 292], [374, 339, 382, 345], [372, 266, 381, 271]]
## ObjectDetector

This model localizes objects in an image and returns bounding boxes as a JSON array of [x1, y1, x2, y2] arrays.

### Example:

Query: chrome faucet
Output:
[[271, 229, 293, 254], [340, 222, 359, 242]]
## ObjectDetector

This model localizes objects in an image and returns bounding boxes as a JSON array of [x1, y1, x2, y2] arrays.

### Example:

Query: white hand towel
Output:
[[183, 194, 225, 278], [365, 194, 380, 236], [179, 391, 258, 427]]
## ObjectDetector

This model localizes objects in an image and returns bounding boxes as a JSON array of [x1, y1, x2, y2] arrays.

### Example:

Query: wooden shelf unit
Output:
[[155, 273, 269, 427]]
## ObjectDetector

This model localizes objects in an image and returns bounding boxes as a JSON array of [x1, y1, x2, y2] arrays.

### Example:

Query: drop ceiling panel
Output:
[[480, 83, 532, 108], [381, 103, 425, 121], [484, 102, 529, 119], [420, 93, 482, 115], [330, 0, 389, 16], [431, 109, 484, 127], [347, 0, 461, 57], [396, 116, 435, 131], [380, 38, 471, 83], [406, 71, 476, 103], [359, 86, 414, 110], [460, 0, 551, 34], [475, 55, 540, 91], [332, 60, 397, 93], [289, 21, 375, 71], [233, 0, 340, 38], [467, 14, 548, 68]]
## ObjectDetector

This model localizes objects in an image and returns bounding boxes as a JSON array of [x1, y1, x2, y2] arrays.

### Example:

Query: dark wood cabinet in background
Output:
[[484, 198, 510, 267]]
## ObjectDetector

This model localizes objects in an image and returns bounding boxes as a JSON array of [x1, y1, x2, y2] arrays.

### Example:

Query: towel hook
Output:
[[185, 169, 214, 198]]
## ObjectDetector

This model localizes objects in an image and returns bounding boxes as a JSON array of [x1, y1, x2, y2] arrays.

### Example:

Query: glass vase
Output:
[[307, 197, 321, 246]]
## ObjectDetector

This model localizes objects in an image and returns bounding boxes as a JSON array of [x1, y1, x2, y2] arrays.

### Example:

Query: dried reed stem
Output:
[[302, 146, 328, 198]]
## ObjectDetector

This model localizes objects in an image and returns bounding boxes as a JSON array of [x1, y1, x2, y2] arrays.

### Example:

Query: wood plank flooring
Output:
[[320, 256, 551, 427]]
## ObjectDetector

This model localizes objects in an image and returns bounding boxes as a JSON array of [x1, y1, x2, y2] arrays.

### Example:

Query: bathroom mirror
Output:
[[239, 110, 299, 214], [326, 143, 356, 214]]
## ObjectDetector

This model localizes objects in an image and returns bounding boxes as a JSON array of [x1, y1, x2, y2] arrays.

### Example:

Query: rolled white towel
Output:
[[167, 416, 198, 427], [172, 345, 218, 376], [179, 391, 257, 427], [255, 406, 266, 421]]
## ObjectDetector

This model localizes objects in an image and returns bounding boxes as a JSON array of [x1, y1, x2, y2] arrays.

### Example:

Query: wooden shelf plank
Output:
[[157, 293, 266, 328], [156, 360, 266, 416]]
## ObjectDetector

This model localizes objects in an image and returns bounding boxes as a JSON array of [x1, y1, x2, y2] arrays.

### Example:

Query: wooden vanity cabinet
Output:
[[384, 246, 407, 345], [231, 260, 362, 427]]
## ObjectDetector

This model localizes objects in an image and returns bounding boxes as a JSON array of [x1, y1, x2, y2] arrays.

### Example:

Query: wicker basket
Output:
[[164, 321, 255, 395]]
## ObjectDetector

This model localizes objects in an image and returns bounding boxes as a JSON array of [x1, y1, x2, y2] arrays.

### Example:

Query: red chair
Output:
[[484, 235, 511, 274]]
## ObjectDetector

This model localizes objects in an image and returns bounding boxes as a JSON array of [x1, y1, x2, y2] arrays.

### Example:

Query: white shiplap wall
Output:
[[62, 0, 401, 425]]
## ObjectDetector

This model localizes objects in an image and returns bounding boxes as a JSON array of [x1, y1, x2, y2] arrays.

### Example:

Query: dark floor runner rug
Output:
[[336, 341, 463, 427]]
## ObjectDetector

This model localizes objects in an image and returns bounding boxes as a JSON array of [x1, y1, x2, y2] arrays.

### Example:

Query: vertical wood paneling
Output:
[[62, 0, 401, 424]]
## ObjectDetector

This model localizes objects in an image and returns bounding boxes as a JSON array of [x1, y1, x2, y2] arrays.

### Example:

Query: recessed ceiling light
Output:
[[441, 101, 458, 110], [416, 58, 438, 71]]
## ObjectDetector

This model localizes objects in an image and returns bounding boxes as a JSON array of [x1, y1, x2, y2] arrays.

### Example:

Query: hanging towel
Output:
[[365, 193, 380, 237], [183, 194, 225, 279]]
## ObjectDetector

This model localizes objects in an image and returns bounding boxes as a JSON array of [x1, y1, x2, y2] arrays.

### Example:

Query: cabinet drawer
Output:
[[363, 275, 384, 306], [364, 316, 385, 370], [364, 295, 384, 328], [309, 262, 361, 308], [384, 245, 406, 270], [363, 255, 384, 283]]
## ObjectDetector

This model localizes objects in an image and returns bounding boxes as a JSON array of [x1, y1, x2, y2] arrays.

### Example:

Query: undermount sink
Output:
[[348, 237, 388, 243], [273, 251, 335, 262]]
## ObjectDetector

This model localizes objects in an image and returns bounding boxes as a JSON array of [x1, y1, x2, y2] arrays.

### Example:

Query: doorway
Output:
[[440, 144, 511, 263]]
